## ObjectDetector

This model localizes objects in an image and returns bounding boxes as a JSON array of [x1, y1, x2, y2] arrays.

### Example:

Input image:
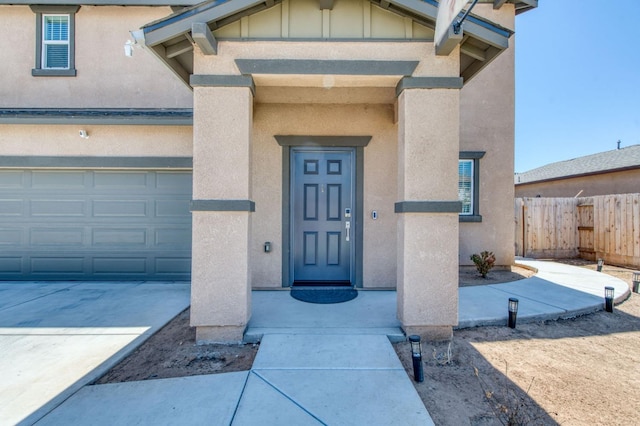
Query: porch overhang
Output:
[[137, 0, 525, 89]]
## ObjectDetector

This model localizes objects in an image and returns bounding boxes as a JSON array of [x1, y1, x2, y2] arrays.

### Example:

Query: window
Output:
[[459, 160, 474, 214], [31, 6, 80, 77], [459, 151, 485, 222]]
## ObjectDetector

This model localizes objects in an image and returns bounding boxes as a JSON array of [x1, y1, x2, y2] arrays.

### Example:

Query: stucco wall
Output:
[[251, 102, 398, 288], [459, 4, 516, 267], [0, 6, 192, 108], [0, 124, 192, 157], [515, 169, 640, 198]]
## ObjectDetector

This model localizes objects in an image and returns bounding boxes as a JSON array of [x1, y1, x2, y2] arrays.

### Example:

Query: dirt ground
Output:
[[98, 261, 640, 425]]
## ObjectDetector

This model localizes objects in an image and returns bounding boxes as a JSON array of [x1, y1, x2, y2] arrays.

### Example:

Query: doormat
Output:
[[290, 287, 358, 304]]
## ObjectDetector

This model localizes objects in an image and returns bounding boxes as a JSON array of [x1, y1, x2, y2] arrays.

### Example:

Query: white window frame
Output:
[[459, 151, 485, 222], [459, 159, 474, 215], [42, 14, 70, 69], [31, 5, 79, 77]]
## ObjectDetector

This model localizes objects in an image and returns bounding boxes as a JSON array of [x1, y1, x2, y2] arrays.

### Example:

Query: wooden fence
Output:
[[515, 194, 640, 269]]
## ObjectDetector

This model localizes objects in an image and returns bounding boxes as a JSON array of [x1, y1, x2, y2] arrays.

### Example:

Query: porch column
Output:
[[190, 76, 254, 343], [395, 77, 462, 340]]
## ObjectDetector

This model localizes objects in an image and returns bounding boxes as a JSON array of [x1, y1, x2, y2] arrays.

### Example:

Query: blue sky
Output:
[[514, 0, 640, 172]]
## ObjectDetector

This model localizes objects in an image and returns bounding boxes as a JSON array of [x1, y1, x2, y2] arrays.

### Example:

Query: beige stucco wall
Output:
[[459, 4, 516, 267], [251, 102, 398, 288], [0, 6, 192, 108], [515, 169, 640, 198], [0, 124, 192, 157]]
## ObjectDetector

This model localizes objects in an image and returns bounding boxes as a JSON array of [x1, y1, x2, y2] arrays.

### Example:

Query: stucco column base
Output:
[[196, 326, 246, 344], [402, 325, 453, 342]]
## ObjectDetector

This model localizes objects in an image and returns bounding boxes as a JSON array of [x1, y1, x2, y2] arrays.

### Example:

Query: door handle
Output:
[[345, 221, 350, 242]]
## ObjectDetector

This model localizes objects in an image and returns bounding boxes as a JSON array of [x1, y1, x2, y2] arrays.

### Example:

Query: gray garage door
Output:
[[0, 169, 192, 281]]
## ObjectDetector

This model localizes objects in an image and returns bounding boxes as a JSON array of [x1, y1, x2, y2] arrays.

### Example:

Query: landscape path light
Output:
[[632, 272, 639, 293], [508, 297, 519, 329], [597, 258, 604, 272], [408, 335, 424, 383], [604, 286, 614, 313]]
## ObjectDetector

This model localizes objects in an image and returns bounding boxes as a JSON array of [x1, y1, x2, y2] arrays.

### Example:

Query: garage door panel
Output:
[[31, 199, 86, 216], [31, 171, 86, 188], [0, 171, 26, 187], [93, 200, 148, 217], [30, 228, 84, 246], [0, 170, 192, 281], [155, 228, 191, 248], [155, 258, 191, 274], [93, 257, 147, 274], [0, 257, 22, 273], [0, 200, 23, 216], [92, 229, 148, 246], [156, 172, 192, 189], [0, 229, 22, 245], [155, 199, 191, 217], [31, 257, 85, 274], [93, 172, 148, 189]]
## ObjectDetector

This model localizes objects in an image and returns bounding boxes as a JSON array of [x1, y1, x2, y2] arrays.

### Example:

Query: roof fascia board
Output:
[[144, 0, 266, 46], [0, 109, 193, 126], [0, 156, 193, 169], [235, 59, 419, 76], [515, 166, 640, 186]]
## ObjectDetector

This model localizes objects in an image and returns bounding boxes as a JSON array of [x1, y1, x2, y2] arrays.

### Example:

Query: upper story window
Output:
[[459, 151, 485, 222], [30, 6, 80, 77]]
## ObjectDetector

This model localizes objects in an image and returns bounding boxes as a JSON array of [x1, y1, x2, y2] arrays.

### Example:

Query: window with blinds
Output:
[[43, 14, 70, 69], [458, 159, 473, 215]]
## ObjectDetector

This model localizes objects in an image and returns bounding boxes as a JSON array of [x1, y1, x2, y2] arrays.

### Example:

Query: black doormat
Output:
[[290, 286, 358, 304]]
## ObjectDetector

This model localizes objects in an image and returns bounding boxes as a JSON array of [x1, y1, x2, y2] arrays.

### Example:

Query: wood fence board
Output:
[[514, 194, 639, 268]]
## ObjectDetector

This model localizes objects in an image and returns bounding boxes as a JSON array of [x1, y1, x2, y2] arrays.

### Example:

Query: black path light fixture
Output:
[[508, 297, 519, 329], [604, 286, 615, 313], [597, 258, 604, 272], [408, 335, 424, 383], [632, 272, 640, 293]]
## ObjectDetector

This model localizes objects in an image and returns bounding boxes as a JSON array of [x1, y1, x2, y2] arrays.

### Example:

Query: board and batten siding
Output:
[[0, 169, 192, 281], [213, 0, 434, 40]]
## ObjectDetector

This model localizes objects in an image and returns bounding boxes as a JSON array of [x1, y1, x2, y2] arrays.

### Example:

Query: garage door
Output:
[[0, 169, 192, 281]]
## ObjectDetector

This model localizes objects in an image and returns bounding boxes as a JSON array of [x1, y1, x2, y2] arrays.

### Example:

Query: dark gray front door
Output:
[[291, 148, 354, 285]]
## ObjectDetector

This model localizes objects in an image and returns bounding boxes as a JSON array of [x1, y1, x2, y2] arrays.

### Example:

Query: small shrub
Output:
[[470, 251, 496, 278]]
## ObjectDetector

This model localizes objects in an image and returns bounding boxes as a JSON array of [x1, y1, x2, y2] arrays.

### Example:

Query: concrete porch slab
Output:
[[245, 290, 404, 343]]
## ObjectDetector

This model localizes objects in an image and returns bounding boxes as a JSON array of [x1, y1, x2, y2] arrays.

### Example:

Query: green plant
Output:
[[470, 251, 496, 278]]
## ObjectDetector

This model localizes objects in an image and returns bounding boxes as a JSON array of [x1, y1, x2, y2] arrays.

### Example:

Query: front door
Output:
[[291, 148, 354, 285]]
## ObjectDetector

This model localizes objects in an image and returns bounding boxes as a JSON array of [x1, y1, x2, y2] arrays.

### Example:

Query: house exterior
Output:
[[0, 0, 535, 342], [515, 144, 640, 198]]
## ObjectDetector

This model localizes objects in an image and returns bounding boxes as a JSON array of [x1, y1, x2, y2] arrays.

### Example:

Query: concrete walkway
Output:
[[4, 260, 632, 425]]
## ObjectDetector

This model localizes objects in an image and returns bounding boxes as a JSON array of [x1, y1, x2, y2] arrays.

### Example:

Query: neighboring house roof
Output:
[[0, 108, 193, 125], [139, 0, 530, 88], [515, 144, 640, 185]]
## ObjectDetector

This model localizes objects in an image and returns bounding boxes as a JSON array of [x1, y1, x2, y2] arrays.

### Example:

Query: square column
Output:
[[190, 83, 254, 343], [396, 82, 461, 340]]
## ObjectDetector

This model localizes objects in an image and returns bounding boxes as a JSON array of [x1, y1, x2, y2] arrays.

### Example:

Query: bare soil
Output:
[[98, 261, 640, 426]]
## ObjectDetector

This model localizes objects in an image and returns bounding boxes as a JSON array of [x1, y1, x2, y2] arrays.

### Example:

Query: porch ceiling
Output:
[[139, 0, 526, 89]]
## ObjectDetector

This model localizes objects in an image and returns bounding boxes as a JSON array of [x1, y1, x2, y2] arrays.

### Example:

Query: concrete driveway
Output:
[[0, 281, 190, 426]]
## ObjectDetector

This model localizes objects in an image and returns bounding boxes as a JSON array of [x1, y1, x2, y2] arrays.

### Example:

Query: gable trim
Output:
[[236, 59, 419, 76]]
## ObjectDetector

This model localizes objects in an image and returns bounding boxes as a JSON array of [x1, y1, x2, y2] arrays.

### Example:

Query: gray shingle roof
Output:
[[515, 144, 640, 185]]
